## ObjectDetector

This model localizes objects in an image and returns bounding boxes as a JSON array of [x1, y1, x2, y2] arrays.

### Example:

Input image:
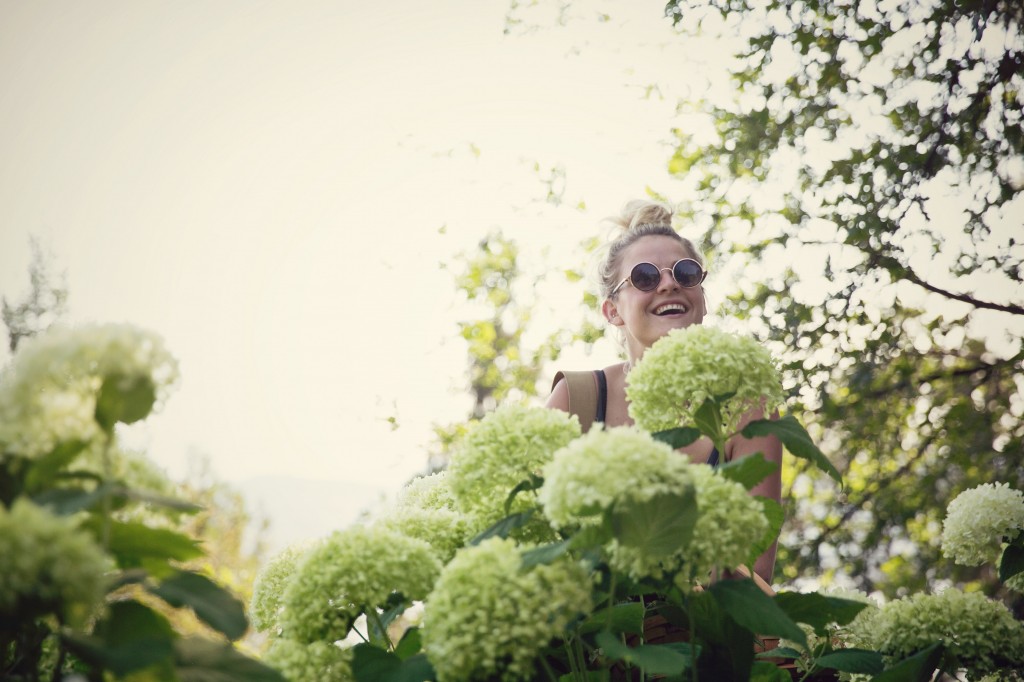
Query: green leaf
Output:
[[95, 372, 157, 431], [741, 416, 841, 483], [468, 510, 534, 545], [609, 487, 697, 557], [34, 482, 202, 517], [999, 543, 1024, 583], [578, 602, 645, 636], [521, 539, 572, 569], [88, 518, 203, 566], [749, 661, 792, 682], [352, 644, 435, 682], [773, 592, 870, 636], [174, 637, 286, 681], [24, 439, 89, 492], [147, 570, 248, 641], [652, 427, 702, 448], [692, 398, 725, 443], [595, 631, 693, 674], [748, 497, 784, 564], [870, 643, 943, 682], [62, 600, 176, 676], [504, 474, 543, 515], [813, 648, 884, 674], [393, 627, 422, 661], [718, 453, 778, 490], [709, 580, 807, 649]]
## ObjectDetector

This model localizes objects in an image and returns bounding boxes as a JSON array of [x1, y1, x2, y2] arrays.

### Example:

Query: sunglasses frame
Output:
[[610, 258, 707, 296]]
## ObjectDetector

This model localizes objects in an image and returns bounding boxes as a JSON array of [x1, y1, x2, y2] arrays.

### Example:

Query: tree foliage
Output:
[[662, 0, 1024, 596], [2, 238, 68, 354]]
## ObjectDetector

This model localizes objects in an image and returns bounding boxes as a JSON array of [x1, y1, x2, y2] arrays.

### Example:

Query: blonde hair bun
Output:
[[609, 199, 675, 233]]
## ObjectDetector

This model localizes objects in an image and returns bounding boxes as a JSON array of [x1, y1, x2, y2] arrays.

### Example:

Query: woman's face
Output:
[[602, 235, 705, 362]]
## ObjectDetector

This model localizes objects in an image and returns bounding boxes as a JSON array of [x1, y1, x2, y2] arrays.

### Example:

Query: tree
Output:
[[661, 0, 1023, 596], [2, 237, 68, 353]]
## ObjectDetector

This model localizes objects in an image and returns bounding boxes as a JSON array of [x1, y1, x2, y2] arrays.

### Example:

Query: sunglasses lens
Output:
[[673, 259, 704, 287], [629, 263, 662, 291]]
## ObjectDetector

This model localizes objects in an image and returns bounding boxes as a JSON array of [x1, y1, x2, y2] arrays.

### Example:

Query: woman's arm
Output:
[[546, 378, 571, 412], [726, 406, 783, 585]]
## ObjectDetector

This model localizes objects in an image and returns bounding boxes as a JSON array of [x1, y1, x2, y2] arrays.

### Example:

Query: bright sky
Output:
[[0, 0, 744, 549]]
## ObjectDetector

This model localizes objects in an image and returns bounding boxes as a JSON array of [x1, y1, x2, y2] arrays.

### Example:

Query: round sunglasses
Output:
[[610, 258, 707, 296]]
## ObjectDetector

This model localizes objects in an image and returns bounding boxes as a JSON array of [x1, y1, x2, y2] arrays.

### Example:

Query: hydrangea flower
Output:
[[941, 482, 1024, 566], [0, 498, 111, 627], [847, 588, 1024, 678], [363, 471, 469, 563], [251, 543, 315, 634], [421, 537, 592, 682], [626, 326, 783, 436], [396, 471, 458, 512], [263, 638, 352, 682], [447, 405, 580, 539], [280, 525, 440, 644], [0, 323, 179, 458], [376, 507, 470, 565], [539, 427, 767, 582]]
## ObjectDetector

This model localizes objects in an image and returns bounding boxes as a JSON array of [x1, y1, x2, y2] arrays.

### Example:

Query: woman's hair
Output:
[[597, 200, 704, 299]]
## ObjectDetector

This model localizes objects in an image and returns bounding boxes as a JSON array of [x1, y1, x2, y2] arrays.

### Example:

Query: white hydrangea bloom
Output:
[[448, 404, 579, 540], [0, 498, 112, 627], [941, 482, 1024, 566], [396, 471, 458, 512], [280, 525, 440, 644], [250, 543, 316, 634], [263, 639, 352, 682], [626, 326, 783, 436], [847, 588, 1024, 679], [422, 537, 592, 682], [376, 507, 471, 565], [540, 427, 767, 582], [0, 323, 179, 458]]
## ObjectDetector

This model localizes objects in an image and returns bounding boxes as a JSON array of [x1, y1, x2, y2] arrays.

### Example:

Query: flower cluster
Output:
[[0, 498, 111, 627], [0, 323, 179, 458], [422, 537, 592, 682], [626, 326, 783, 436], [373, 471, 471, 563], [539, 427, 767, 581], [263, 638, 352, 682], [448, 405, 579, 539], [280, 525, 440, 644], [941, 482, 1024, 566], [251, 543, 314, 634], [846, 588, 1024, 678]]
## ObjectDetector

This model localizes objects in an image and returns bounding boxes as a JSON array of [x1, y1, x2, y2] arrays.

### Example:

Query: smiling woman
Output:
[[545, 199, 783, 584]]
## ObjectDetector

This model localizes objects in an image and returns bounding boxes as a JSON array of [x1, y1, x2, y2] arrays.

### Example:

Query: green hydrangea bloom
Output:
[[263, 638, 352, 682], [847, 589, 1024, 678], [626, 326, 783, 435], [448, 405, 580, 540], [397, 471, 457, 512], [375, 472, 471, 563], [539, 427, 767, 582], [0, 498, 111, 627], [377, 508, 470, 565], [0, 323, 179, 458], [422, 537, 592, 682], [941, 482, 1024, 566], [251, 543, 315, 634], [280, 525, 440, 644]]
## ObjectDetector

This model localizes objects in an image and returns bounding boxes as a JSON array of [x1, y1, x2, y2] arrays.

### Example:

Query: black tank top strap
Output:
[[706, 447, 720, 468], [594, 369, 608, 425]]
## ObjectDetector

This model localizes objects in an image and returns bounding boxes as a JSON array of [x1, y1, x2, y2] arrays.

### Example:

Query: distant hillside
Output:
[[237, 475, 390, 555]]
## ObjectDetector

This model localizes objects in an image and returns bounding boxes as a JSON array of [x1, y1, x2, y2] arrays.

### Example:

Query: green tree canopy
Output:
[[661, 0, 1023, 596]]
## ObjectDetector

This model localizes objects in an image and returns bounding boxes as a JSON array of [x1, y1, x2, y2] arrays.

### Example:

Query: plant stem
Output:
[[539, 654, 560, 682], [687, 593, 698, 682]]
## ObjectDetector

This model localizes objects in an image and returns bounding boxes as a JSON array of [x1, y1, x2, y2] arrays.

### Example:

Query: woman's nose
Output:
[[656, 267, 679, 291]]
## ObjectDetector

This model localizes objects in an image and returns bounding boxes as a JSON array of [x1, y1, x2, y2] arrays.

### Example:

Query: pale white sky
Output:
[[0, 0, 747, 548]]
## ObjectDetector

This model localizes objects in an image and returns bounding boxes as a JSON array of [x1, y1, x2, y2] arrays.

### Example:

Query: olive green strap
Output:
[[552, 370, 599, 434]]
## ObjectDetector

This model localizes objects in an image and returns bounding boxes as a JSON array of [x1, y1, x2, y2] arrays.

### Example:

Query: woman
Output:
[[546, 199, 782, 584]]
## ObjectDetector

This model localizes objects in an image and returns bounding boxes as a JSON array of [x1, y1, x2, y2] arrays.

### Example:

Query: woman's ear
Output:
[[602, 299, 624, 326]]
